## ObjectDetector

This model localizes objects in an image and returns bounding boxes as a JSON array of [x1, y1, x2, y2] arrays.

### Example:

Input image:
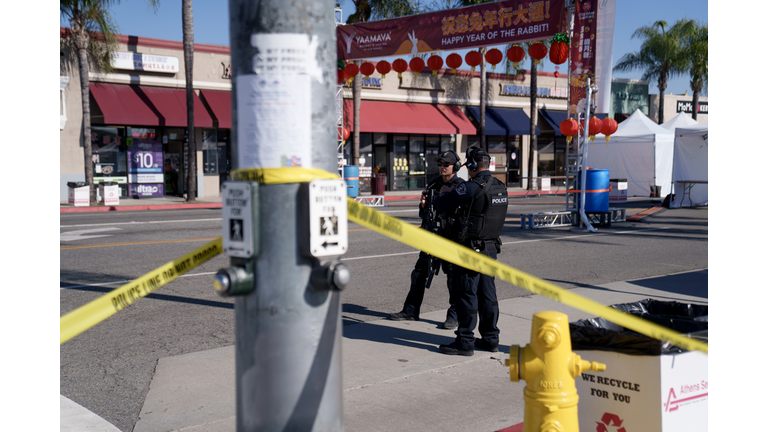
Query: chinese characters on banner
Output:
[[337, 0, 565, 61], [568, 0, 598, 116]]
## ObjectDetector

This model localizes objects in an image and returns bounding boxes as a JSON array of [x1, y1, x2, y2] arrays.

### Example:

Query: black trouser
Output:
[[452, 240, 500, 351], [401, 251, 457, 321]]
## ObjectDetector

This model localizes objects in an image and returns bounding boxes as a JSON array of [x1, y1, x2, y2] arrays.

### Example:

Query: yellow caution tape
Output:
[[232, 167, 338, 184], [346, 197, 708, 354], [60, 166, 708, 355], [60, 238, 223, 344]]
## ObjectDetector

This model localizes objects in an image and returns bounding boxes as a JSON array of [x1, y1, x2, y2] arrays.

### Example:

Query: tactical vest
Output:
[[460, 176, 509, 241]]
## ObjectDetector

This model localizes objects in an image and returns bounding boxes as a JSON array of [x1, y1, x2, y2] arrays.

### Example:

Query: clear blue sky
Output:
[[59, 0, 707, 96]]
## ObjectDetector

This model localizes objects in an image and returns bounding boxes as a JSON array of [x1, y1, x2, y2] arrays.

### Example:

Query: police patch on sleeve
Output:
[[455, 183, 467, 195]]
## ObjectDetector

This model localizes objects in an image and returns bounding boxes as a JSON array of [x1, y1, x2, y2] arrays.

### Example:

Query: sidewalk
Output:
[[61, 270, 707, 432], [60, 186, 572, 213]]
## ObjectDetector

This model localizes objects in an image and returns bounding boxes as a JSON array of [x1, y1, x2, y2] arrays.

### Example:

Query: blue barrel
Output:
[[577, 169, 610, 212], [343, 165, 359, 198]]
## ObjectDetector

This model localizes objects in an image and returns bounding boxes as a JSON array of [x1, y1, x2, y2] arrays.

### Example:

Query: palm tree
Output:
[[681, 20, 707, 121], [613, 20, 692, 124], [61, 0, 158, 205], [182, 0, 195, 202], [345, 0, 420, 167]]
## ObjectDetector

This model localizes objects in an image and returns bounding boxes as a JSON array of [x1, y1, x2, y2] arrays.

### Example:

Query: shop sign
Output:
[[616, 91, 643, 101], [128, 141, 163, 174], [500, 84, 567, 98], [129, 183, 165, 197], [676, 100, 708, 114], [222, 63, 232, 79], [111, 52, 179, 73], [129, 174, 165, 183], [93, 177, 128, 183], [362, 77, 382, 87]]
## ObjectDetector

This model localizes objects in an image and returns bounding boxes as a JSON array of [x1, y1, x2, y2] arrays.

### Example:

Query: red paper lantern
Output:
[[560, 118, 579, 143], [554, 71, 559, 78], [360, 62, 375, 79], [549, 41, 569, 65], [344, 63, 359, 85], [585, 116, 603, 141], [528, 42, 548, 66], [337, 68, 345, 85], [338, 127, 350, 141], [376, 60, 391, 79], [506, 45, 525, 69], [392, 58, 408, 78], [409, 57, 425, 77], [485, 48, 503, 71], [601, 118, 619, 141], [465, 50, 481, 72], [427, 55, 443, 78], [446, 53, 462, 77]]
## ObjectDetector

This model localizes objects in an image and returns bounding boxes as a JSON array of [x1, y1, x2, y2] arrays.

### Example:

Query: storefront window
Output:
[[91, 126, 125, 178], [203, 129, 218, 175], [440, 136, 454, 153], [217, 129, 230, 176], [393, 135, 408, 190], [538, 139, 556, 177], [426, 135, 440, 184], [409, 135, 426, 190]]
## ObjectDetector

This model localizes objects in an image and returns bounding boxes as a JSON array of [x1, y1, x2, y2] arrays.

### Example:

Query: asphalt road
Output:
[[60, 196, 708, 431]]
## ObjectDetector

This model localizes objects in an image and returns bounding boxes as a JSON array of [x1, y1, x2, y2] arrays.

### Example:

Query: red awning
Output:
[[89, 83, 213, 127], [344, 100, 476, 135], [200, 90, 232, 129], [140, 86, 213, 127]]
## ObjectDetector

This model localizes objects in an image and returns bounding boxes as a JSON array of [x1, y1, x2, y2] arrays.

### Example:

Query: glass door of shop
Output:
[[425, 135, 440, 184], [507, 135, 521, 187], [393, 135, 409, 190], [408, 136, 426, 190], [488, 136, 507, 185]]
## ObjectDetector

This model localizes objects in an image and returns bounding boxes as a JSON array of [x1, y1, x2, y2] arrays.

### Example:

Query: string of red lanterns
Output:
[[339, 34, 573, 85]]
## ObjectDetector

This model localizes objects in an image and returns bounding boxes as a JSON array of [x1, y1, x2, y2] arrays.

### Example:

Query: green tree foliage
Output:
[[680, 20, 707, 120], [613, 19, 693, 124]]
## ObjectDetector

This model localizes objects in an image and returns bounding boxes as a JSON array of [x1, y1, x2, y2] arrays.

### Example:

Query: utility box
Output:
[[609, 178, 628, 203], [67, 182, 89, 206], [571, 299, 708, 432], [98, 182, 120, 205]]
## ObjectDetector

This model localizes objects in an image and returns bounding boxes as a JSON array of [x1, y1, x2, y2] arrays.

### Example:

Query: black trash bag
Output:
[[67, 182, 89, 188], [570, 298, 708, 356], [609, 298, 707, 320]]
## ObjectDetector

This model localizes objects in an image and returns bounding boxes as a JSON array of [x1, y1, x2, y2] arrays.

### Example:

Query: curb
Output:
[[60, 202, 223, 213], [59, 190, 568, 213]]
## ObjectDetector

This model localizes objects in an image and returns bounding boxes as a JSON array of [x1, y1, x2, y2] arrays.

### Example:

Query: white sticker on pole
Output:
[[250, 33, 322, 83], [308, 179, 348, 257], [235, 33, 319, 170]]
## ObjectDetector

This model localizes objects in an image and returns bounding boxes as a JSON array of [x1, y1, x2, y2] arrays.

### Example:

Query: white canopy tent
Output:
[[670, 122, 708, 208], [660, 112, 699, 131], [588, 109, 675, 197]]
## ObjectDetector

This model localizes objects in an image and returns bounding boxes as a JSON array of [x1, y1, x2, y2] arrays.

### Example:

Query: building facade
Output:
[[609, 78, 650, 121], [60, 28, 233, 201], [649, 93, 708, 124], [61, 28, 576, 199]]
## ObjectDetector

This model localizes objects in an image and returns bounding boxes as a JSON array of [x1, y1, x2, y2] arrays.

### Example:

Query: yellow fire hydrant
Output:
[[506, 311, 607, 432]]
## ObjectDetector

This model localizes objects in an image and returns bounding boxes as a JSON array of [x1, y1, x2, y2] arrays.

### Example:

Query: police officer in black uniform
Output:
[[434, 146, 509, 356], [389, 150, 464, 329]]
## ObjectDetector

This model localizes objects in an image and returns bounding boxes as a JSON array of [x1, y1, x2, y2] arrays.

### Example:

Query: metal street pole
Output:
[[222, 1, 346, 430]]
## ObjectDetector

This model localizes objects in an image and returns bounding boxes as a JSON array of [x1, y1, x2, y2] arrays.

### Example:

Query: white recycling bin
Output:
[[67, 182, 89, 207], [98, 182, 120, 205]]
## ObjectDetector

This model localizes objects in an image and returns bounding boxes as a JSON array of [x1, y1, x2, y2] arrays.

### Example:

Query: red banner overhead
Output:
[[337, 0, 566, 61], [568, 0, 598, 115]]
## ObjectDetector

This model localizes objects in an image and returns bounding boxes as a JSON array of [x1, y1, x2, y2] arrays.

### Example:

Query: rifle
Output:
[[423, 189, 443, 289]]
